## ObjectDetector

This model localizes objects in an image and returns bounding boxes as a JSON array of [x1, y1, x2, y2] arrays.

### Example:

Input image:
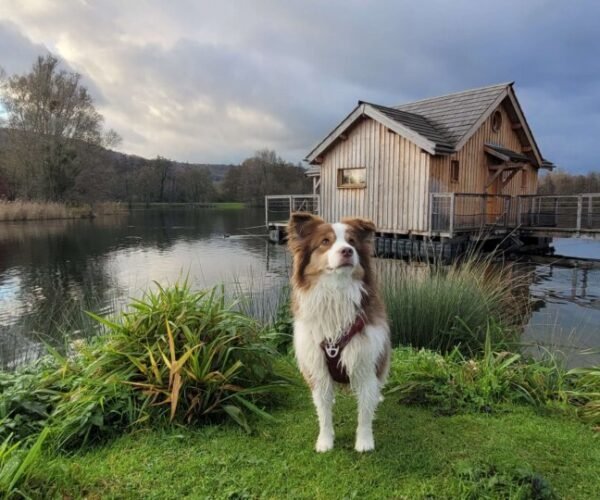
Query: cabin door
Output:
[[486, 170, 502, 224]]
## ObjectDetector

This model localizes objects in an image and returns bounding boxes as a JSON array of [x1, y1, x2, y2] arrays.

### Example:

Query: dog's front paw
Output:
[[315, 433, 334, 452], [355, 432, 374, 452]]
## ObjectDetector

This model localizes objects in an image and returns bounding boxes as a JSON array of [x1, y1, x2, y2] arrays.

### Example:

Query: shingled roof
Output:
[[361, 102, 455, 154], [395, 82, 511, 147], [305, 82, 545, 167]]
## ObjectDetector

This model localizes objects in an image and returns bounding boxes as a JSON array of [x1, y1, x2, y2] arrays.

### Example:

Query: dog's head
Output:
[[287, 212, 375, 289]]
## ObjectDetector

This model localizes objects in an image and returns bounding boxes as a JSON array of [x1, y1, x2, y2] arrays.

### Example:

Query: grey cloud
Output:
[[0, 20, 49, 75], [1, 1, 599, 172]]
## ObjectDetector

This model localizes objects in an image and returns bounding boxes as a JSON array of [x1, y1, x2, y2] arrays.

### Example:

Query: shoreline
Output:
[[0, 200, 247, 223]]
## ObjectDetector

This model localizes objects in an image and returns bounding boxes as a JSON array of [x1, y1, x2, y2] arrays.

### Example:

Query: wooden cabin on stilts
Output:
[[266, 82, 599, 258]]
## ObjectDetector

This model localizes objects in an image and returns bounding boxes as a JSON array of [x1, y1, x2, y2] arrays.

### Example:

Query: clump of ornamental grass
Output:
[[381, 253, 526, 353], [1, 283, 290, 450], [387, 323, 599, 419]]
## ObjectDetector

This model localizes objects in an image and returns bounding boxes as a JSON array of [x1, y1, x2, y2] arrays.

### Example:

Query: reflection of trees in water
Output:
[[0, 208, 274, 368], [0, 222, 120, 368]]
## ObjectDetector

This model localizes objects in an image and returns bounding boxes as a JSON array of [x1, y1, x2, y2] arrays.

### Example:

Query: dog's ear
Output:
[[342, 217, 376, 239], [288, 212, 324, 242]]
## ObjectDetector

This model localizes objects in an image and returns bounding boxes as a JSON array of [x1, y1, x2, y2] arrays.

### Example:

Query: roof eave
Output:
[[541, 160, 556, 170], [363, 105, 437, 154], [505, 86, 544, 167], [305, 102, 439, 163], [305, 103, 366, 164], [434, 145, 455, 155]]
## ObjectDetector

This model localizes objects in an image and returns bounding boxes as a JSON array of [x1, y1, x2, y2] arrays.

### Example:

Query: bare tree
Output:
[[0, 54, 120, 200]]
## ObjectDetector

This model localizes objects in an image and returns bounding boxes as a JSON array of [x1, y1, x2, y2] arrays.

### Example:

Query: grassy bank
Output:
[[25, 371, 600, 499], [0, 200, 245, 222], [2, 276, 599, 498], [0, 200, 126, 222]]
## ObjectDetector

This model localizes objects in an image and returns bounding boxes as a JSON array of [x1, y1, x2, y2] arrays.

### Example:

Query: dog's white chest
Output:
[[294, 274, 363, 342]]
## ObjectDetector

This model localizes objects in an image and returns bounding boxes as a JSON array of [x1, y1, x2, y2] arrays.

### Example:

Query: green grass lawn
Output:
[[31, 372, 600, 499]]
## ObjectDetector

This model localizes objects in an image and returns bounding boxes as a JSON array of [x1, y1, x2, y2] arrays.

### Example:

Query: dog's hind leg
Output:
[[354, 374, 380, 452], [312, 378, 335, 452]]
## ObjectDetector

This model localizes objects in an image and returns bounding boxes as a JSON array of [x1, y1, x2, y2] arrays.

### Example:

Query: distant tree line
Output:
[[221, 149, 311, 205], [537, 170, 600, 195], [0, 54, 309, 205]]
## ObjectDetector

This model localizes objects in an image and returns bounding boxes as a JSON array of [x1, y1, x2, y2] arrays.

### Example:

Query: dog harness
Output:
[[320, 314, 366, 384]]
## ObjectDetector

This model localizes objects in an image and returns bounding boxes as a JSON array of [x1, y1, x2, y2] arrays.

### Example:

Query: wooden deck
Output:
[[431, 193, 600, 240], [265, 193, 600, 245]]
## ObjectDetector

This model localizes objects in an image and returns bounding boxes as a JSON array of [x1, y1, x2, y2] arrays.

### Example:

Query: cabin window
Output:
[[450, 160, 460, 183], [337, 168, 366, 188], [492, 110, 502, 132], [521, 168, 527, 189]]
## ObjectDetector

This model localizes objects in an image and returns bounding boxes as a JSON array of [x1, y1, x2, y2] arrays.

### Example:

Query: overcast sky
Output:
[[1, 1, 599, 173]]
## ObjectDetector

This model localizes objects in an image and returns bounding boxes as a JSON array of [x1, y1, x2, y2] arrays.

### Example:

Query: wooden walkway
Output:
[[430, 193, 600, 240], [264, 193, 600, 244]]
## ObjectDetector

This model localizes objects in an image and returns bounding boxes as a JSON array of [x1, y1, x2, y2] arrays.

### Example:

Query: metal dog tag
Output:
[[324, 343, 339, 358]]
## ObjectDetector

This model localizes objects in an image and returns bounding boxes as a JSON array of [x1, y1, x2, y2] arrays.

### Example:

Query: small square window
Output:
[[450, 160, 460, 183], [338, 168, 366, 188]]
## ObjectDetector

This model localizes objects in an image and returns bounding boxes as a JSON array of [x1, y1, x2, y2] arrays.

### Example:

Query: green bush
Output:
[[1, 283, 290, 450], [387, 329, 598, 417], [381, 257, 525, 352], [82, 284, 289, 431]]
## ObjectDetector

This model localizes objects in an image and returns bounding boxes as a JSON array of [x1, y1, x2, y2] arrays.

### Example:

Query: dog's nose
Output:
[[341, 247, 354, 258]]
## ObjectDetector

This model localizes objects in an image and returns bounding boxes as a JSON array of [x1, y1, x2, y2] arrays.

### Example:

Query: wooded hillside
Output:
[[0, 54, 309, 205]]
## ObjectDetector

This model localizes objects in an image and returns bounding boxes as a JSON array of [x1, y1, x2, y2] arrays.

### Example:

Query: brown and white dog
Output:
[[287, 212, 390, 452]]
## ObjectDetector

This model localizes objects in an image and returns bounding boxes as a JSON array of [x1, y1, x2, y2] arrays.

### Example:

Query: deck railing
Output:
[[517, 194, 600, 234], [430, 193, 513, 237], [431, 192, 600, 238], [264, 192, 599, 239], [264, 194, 320, 227]]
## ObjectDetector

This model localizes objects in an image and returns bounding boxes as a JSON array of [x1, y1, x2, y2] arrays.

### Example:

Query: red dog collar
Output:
[[320, 315, 366, 384]]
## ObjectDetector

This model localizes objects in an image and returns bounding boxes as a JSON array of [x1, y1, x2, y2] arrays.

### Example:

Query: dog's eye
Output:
[[348, 238, 356, 245], [321, 238, 330, 246]]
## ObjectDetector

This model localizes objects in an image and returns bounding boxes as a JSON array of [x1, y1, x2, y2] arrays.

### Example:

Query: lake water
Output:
[[0, 208, 598, 369]]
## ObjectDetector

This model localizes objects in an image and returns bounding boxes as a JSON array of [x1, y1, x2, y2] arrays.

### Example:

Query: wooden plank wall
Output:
[[429, 100, 539, 196], [319, 117, 431, 234]]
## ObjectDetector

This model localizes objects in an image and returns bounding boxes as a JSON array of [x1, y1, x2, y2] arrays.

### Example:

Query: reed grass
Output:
[[0, 200, 70, 221], [0, 200, 127, 222], [381, 254, 526, 353]]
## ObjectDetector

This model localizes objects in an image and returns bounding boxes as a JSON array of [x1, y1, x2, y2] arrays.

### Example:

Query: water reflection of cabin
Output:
[[266, 82, 599, 256]]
